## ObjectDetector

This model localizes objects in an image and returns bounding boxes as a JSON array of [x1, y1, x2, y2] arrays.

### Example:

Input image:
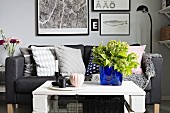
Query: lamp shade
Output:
[[136, 5, 149, 13]]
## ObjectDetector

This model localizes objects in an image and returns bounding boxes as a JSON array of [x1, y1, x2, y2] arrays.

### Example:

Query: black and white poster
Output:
[[100, 13, 130, 36], [92, 0, 130, 11], [37, 0, 89, 35]]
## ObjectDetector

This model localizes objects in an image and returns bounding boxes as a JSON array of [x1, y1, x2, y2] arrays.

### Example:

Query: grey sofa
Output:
[[5, 45, 163, 113]]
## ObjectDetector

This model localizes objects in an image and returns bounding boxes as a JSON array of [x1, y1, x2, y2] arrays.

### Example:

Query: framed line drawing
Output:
[[92, 0, 130, 11], [100, 13, 130, 36], [37, 0, 89, 35]]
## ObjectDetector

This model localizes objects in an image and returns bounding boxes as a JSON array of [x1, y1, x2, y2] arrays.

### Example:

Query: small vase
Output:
[[7, 50, 15, 57], [70, 73, 84, 87], [99, 66, 122, 86]]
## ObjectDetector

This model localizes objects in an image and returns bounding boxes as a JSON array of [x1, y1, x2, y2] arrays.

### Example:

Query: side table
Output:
[[0, 66, 5, 93]]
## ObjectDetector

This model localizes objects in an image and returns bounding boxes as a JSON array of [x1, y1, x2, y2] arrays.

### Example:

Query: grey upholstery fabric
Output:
[[5, 56, 25, 104], [15, 76, 55, 93], [150, 57, 162, 104]]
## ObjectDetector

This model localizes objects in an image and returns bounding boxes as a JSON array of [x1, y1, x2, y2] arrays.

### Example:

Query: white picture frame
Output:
[[92, 0, 130, 11], [100, 13, 130, 36]]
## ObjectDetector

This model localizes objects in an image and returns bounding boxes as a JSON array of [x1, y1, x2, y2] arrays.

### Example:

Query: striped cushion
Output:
[[31, 46, 56, 76], [55, 46, 85, 76]]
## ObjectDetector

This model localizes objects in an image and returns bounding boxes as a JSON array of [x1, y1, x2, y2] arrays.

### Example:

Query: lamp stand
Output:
[[148, 13, 152, 53]]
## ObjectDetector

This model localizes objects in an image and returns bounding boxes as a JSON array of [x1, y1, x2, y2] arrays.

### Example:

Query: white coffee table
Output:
[[32, 81, 146, 113]]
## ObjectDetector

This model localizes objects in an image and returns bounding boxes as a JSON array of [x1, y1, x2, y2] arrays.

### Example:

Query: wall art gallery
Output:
[[36, 0, 130, 36]]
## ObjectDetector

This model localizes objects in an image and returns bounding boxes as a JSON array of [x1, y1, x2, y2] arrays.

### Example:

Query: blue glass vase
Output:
[[99, 66, 122, 86]]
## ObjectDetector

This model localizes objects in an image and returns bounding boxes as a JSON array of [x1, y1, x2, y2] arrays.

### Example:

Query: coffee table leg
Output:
[[130, 95, 145, 113], [33, 95, 49, 113]]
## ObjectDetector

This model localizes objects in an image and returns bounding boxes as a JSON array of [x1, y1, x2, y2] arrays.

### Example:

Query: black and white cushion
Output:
[[19, 48, 37, 76], [85, 50, 99, 76], [55, 46, 85, 75], [31, 46, 56, 76]]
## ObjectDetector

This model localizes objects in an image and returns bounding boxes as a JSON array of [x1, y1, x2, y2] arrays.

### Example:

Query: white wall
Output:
[[0, 0, 170, 97]]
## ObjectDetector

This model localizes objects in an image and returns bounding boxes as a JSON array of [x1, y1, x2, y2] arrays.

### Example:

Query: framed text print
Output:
[[92, 0, 130, 11], [37, 0, 89, 35], [100, 13, 130, 36]]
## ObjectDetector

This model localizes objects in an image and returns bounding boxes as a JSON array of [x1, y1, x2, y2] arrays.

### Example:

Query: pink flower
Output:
[[16, 39, 21, 44], [10, 39, 17, 43], [6, 37, 11, 42], [0, 40, 5, 45]]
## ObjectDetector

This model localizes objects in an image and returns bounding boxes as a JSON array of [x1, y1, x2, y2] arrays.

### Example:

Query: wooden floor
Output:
[[1, 100, 170, 113]]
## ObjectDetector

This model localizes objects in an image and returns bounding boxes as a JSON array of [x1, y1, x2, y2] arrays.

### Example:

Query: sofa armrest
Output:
[[5, 56, 25, 104], [150, 57, 163, 104]]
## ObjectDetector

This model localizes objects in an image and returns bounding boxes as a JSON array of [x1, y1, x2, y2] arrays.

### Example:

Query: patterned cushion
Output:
[[31, 46, 56, 76], [55, 46, 85, 76], [85, 50, 99, 76], [19, 48, 37, 76]]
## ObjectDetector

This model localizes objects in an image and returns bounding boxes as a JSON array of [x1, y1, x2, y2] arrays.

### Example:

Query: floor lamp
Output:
[[136, 5, 152, 53]]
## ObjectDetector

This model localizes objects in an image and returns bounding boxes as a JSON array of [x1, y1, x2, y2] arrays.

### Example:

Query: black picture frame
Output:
[[92, 0, 130, 11], [100, 13, 130, 36], [37, 0, 89, 36], [91, 19, 99, 31]]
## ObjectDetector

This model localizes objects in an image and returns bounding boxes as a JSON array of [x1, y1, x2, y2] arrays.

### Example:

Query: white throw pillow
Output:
[[55, 46, 85, 76], [31, 46, 56, 76]]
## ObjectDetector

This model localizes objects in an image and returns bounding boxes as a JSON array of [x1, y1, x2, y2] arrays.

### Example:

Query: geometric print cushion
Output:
[[31, 46, 56, 76], [55, 46, 85, 76], [85, 50, 99, 76]]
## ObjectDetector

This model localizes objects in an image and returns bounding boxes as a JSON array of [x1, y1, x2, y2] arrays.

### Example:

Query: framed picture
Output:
[[92, 0, 130, 11], [37, 0, 89, 35], [91, 19, 99, 31], [100, 13, 130, 36]]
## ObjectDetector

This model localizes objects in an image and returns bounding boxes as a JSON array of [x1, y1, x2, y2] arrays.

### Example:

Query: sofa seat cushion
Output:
[[15, 76, 55, 93]]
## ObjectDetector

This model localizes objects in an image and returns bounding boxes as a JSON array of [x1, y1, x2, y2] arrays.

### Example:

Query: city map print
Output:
[[38, 0, 88, 35]]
